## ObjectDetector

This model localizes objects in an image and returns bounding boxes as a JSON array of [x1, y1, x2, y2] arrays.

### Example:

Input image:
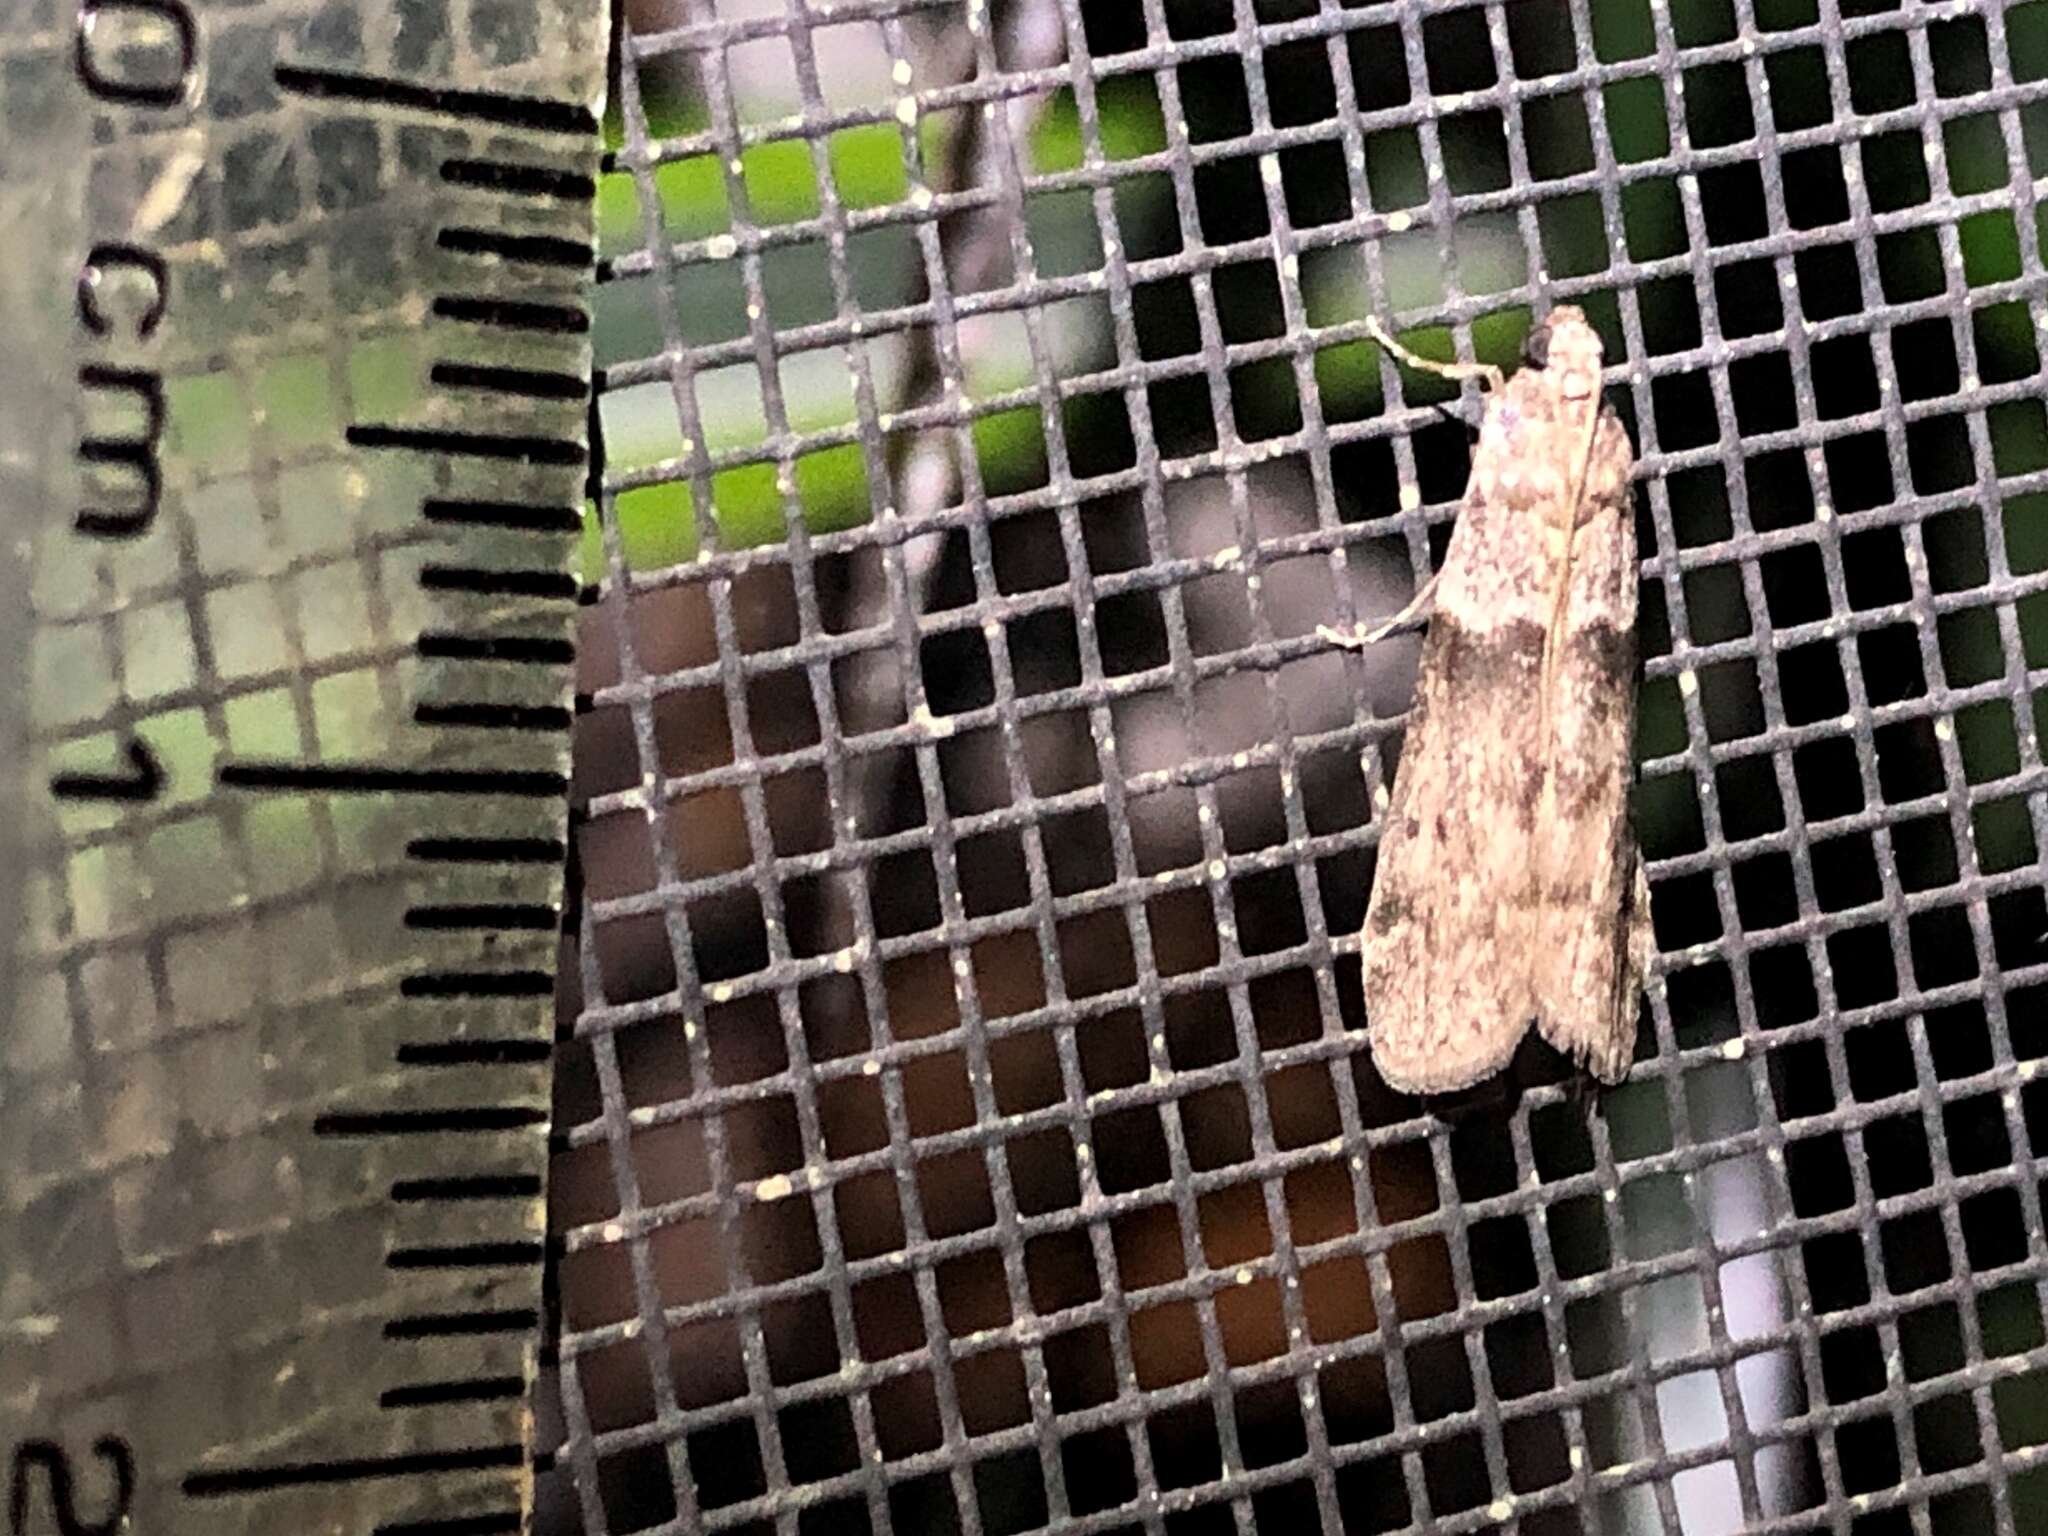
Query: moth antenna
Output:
[[1319, 571, 1440, 650], [1365, 316, 1506, 395]]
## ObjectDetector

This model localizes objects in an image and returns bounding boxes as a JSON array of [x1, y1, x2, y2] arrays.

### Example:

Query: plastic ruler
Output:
[[1, 0, 605, 1532]]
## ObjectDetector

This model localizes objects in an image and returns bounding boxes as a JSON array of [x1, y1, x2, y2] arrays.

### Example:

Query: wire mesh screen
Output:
[[540, 1, 2048, 1532]]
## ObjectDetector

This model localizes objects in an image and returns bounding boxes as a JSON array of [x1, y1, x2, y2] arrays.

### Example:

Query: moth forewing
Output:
[[1358, 306, 1647, 1095], [1360, 322, 1581, 1094], [1532, 406, 1647, 1083], [1356, 512, 1549, 1093]]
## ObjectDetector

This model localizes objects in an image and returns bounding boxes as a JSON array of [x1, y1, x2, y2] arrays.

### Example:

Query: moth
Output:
[[1333, 306, 1653, 1096]]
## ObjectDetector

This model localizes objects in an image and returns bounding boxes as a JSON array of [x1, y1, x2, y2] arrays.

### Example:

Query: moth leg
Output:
[[1318, 571, 1440, 649], [1365, 316, 1506, 394], [1432, 399, 1483, 445]]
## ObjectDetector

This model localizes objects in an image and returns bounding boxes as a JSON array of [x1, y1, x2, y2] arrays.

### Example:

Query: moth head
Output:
[[1530, 305, 1604, 400]]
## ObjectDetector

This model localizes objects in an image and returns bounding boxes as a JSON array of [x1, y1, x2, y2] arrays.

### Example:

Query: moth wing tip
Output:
[[1367, 1023, 1529, 1098], [1533, 997, 1641, 1089]]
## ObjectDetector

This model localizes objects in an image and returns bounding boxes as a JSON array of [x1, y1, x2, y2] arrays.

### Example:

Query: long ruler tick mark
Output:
[[274, 63, 596, 135]]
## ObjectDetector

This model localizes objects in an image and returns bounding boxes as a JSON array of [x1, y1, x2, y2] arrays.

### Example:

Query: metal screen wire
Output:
[[543, 1, 2048, 1532]]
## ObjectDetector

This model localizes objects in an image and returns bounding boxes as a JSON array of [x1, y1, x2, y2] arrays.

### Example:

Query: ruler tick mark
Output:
[[379, 1376, 525, 1410], [400, 970, 554, 998], [346, 422, 585, 466], [390, 1174, 544, 1203], [314, 1106, 546, 1136], [417, 632, 576, 664], [422, 496, 582, 533], [414, 701, 575, 732], [220, 762, 567, 797], [431, 295, 589, 335], [440, 157, 595, 200], [404, 903, 560, 932], [438, 225, 595, 269], [406, 835, 566, 864], [274, 63, 595, 135], [383, 1308, 539, 1340], [430, 359, 590, 398]]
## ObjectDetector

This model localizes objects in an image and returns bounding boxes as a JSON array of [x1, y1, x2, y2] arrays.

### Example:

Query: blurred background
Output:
[[540, 2, 2048, 1532]]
